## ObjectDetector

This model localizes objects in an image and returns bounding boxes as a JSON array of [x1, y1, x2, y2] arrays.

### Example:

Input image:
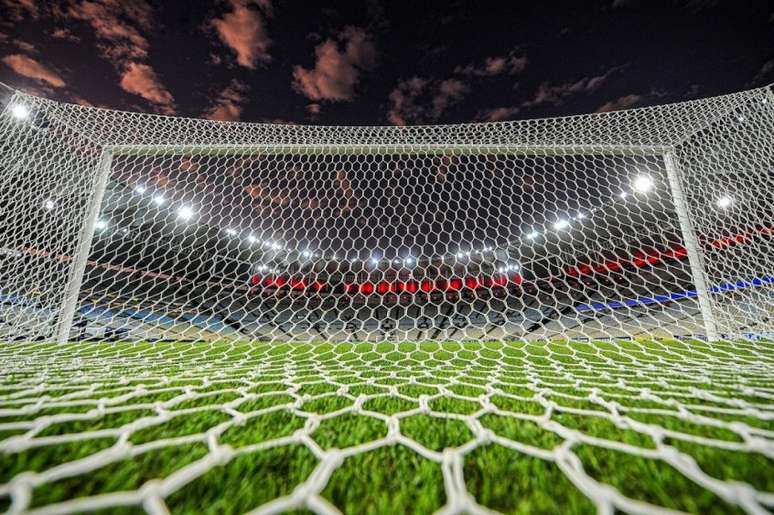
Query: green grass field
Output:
[[0, 338, 773, 514]]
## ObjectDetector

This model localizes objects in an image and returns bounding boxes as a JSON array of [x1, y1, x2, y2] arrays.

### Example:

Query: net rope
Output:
[[0, 86, 773, 513], [0, 339, 772, 513]]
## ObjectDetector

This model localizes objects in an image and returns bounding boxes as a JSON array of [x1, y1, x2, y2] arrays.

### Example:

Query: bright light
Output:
[[456, 252, 465, 259], [404, 257, 414, 265], [134, 185, 147, 194], [225, 228, 237, 236], [553, 219, 570, 230], [152, 195, 166, 206], [43, 199, 55, 210], [302, 251, 311, 258], [94, 219, 108, 230], [619, 191, 629, 199], [176, 206, 194, 221], [247, 235, 258, 244], [633, 175, 654, 193], [370, 258, 379, 265], [271, 242, 281, 250], [10, 104, 29, 120], [576, 212, 586, 220], [716, 196, 733, 209], [527, 230, 540, 240]]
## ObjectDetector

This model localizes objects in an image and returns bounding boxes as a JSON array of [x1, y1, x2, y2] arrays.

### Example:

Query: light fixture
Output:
[[716, 196, 733, 209], [554, 219, 570, 230], [94, 219, 108, 230], [271, 242, 281, 250], [134, 185, 147, 194], [619, 191, 629, 199], [43, 199, 55, 210], [152, 194, 166, 206], [225, 228, 237, 236], [302, 251, 311, 258], [576, 212, 586, 220], [633, 175, 654, 193], [370, 257, 379, 265], [176, 206, 194, 221], [527, 230, 540, 240], [10, 104, 29, 120], [247, 235, 258, 244]]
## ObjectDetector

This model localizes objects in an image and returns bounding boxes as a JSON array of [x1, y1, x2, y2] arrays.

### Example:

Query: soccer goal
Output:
[[1, 86, 774, 515], [0, 86, 772, 344]]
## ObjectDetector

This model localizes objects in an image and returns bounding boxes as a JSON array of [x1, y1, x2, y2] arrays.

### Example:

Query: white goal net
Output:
[[0, 85, 773, 344]]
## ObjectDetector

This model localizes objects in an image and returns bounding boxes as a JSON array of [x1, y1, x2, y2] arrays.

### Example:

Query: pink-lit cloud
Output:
[[292, 27, 376, 102], [211, 0, 272, 68], [51, 27, 81, 42], [119, 62, 174, 113], [64, 0, 153, 62], [1, 54, 65, 87]]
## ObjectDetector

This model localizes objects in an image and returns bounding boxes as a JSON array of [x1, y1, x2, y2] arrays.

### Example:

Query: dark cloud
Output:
[[521, 67, 621, 109], [595, 93, 643, 112], [204, 79, 250, 121], [388, 77, 468, 125], [455, 51, 528, 77], [1, 0, 39, 23]]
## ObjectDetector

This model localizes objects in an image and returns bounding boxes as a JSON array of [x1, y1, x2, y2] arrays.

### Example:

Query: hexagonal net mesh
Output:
[[0, 85, 773, 343], [0, 87, 773, 513]]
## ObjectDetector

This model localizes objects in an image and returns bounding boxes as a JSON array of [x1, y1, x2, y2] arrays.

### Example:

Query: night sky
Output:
[[1, 0, 772, 126]]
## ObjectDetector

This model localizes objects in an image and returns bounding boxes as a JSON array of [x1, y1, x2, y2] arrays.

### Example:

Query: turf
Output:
[[0, 338, 772, 514]]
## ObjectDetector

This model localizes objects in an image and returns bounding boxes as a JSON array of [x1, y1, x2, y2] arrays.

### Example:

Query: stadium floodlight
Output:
[[619, 191, 629, 199], [225, 228, 237, 236], [10, 104, 29, 120], [633, 174, 654, 193], [176, 206, 194, 221], [152, 194, 166, 206], [94, 219, 108, 231], [526, 230, 540, 240], [553, 219, 570, 230], [716, 195, 733, 209], [43, 199, 55, 210], [133, 185, 147, 194], [247, 235, 258, 244]]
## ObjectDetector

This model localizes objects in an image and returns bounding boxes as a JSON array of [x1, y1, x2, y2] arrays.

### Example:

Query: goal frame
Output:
[[54, 143, 720, 343]]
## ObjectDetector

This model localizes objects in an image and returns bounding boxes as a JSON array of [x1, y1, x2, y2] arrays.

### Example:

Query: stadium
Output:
[[0, 83, 773, 514]]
